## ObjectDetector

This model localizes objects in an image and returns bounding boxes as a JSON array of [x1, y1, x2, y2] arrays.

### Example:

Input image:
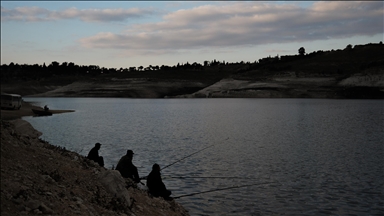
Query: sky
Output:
[[1, 1, 383, 69]]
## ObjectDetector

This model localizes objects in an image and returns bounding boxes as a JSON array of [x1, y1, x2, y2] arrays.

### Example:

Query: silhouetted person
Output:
[[87, 143, 104, 167], [44, 105, 49, 111], [147, 163, 172, 200], [116, 150, 140, 183]]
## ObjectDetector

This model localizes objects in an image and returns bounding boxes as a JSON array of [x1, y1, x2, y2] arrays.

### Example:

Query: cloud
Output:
[[2, 1, 381, 53], [78, 1, 383, 53], [1, 6, 156, 22]]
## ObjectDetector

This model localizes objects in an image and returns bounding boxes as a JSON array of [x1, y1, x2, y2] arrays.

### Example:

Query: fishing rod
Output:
[[173, 181, 277, 199], [140, 138, 229, 180], [162, 176, 259, 180], [160, 144, 214, 171], [160, 137, 229, 171]]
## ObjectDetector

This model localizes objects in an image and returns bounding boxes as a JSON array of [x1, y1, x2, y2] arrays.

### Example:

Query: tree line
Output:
[[1, 59, 231, 82], [1, 42, 381, 83]]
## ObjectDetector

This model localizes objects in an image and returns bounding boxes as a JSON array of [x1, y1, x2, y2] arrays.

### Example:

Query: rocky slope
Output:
[[1, 119, 189, 216], [179, 69, 384, 98]]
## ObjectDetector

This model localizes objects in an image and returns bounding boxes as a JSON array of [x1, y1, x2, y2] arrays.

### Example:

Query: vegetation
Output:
[[1, 42, 383, 99], [232, 42, 384, 81], [1, 42, 383, 85]]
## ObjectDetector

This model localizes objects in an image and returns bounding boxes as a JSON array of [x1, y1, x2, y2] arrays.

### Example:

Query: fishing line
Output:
[[173, 181, 277, 199], [160, 144, 214, 171], [160, 137, 229, 171], [140, 137, 229, 180]]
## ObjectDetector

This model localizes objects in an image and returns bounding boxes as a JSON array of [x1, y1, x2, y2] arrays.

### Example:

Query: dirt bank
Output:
[[3, 71, 383, 99], [10, 79, 207, 98]]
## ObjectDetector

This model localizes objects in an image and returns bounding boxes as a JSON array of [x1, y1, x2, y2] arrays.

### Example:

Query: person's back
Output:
[[147, 163, 171, 199], [116, 150, 140, 182], [87, 143, 104, 167], [87, 147, 99, 162], [115, 155, 132, 177]]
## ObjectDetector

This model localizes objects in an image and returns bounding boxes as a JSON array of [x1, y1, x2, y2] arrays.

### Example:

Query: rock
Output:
[[98, 170, 131, 206], [73, 196, 83, 203], [26, 199, 41, 210], [42, 174, 56, 184], [39, 203, 54, 214], [32, 209, 42, 214], [12, 198, 23, 204]]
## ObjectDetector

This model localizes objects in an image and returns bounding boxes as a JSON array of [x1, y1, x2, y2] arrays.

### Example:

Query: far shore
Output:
[[0, 100, 74, 120]]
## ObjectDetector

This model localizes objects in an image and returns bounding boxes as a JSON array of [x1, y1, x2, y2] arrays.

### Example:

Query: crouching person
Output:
[[147, 163, 172, 200]]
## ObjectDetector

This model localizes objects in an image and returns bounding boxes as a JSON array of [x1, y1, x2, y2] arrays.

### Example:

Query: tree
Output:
[[50, 61, 60, 67], [61, 62, 68, 67], [298, 47, 305, 56]]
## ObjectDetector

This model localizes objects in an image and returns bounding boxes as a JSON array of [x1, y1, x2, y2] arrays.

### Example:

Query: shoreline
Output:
[[0, 101, 74, 120]]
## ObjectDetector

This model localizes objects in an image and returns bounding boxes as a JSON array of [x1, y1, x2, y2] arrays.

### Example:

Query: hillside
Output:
[[1, 42, 383, 99]]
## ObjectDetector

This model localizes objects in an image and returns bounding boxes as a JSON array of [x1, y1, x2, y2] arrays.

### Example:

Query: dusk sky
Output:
[[1, 1, 383, 69]]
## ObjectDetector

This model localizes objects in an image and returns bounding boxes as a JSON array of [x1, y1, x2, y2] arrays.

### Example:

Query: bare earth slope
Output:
[[10, 70, 381, 99], [180, 70, 384, 98], [24, 79, 207, 98]]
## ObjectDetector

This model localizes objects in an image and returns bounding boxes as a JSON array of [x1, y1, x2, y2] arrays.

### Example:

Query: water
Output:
[[22, 98, 384, 215]]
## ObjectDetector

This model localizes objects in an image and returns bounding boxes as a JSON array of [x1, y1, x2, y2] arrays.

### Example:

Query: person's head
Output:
[[152, 163, 161, 171], [95, 143, 101, 150], [126, 150, 134, 157]]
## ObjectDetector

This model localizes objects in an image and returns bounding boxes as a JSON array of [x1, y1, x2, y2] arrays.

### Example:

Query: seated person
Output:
[[87, 143, 104, 167], [146, 163, 172, 199], [115, 150, 140, 183]]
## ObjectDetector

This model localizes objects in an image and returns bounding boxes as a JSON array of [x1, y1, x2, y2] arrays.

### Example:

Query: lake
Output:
[[22, 97, 384, 215]]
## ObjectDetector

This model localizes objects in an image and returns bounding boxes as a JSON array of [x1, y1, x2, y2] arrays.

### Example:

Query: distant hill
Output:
[[232, 43, 384, 81], [1, 42, 383, 99]]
